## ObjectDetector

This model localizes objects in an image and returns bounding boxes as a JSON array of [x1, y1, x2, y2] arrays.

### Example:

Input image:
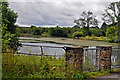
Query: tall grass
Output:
[[2, 53, 111, 79], [2, 53, 84, 79]]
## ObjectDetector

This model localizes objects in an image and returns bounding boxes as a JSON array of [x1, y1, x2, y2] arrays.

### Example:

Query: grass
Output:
[[2, 53, 82, 78], [2, 53, 112, 79], [83, 70, 110, 79], [111, 68, 120, 73], [79, 36, 109, 42]]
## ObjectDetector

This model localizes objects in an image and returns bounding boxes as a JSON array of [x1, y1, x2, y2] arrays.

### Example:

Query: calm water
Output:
[[18, 42, 72, 56]]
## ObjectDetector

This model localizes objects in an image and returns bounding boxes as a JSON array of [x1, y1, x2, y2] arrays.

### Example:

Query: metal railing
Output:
[[83, 48, 100, 71], [18, 44, 102, 71], [18, 44, 66, 58], [111, 47, 120, 68], [3, 44, 120, 72]]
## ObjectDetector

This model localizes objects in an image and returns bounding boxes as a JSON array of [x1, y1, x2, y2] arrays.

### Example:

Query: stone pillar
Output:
[[97, 45, 112, 70], [65, 46, 83, 70]]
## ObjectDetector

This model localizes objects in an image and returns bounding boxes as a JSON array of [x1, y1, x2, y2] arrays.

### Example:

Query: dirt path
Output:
[[87, 72, 120, 80]]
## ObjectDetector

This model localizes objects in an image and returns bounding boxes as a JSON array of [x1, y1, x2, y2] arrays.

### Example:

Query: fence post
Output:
[[40, 46, 43, 78], [40, 46, 43, 64], [97, 45, 112, 70], [65, 46, 83, 70]]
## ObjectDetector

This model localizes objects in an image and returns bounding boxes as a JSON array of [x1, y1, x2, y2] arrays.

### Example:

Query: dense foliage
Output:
[[106, 26, 120, 43], [90, 28, 104, 37], [17, 26, 106, 37], [17, 26, 81, 38], [49, 27, 68, 37], [1, 2, 21, 52], [106, 27, 115, 39]]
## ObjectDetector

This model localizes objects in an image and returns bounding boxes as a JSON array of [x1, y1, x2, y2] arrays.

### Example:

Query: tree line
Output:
[[17, 24, 105, 37]]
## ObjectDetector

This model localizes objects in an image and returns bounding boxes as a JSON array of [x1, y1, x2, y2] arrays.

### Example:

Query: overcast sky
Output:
[[8, 0, 120, 27]]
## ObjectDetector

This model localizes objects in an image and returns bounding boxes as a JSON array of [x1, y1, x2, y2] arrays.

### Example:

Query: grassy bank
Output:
[[2, 53, 111, 79]]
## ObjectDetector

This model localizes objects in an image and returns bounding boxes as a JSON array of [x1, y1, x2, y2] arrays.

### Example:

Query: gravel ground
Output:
[[87, 72, 120, 80]]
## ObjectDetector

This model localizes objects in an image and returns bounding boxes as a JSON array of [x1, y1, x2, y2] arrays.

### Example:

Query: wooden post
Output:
[[65, 46, 83, 70], [97, 45, 112, 70]]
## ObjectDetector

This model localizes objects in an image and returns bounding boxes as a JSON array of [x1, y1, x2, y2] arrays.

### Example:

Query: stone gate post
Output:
[[65, 46, 83, 70], [97, 45, 112, 70]]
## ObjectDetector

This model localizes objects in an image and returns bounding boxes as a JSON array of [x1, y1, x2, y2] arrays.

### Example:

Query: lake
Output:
[[18, 42, 73, 56]]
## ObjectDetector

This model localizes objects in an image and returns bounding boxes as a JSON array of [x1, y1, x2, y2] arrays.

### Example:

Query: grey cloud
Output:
[[9, 1, 114, 27]]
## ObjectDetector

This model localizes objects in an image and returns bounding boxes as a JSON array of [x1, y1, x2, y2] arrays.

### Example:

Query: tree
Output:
[[106, 26, 116, 42], [49, 28, 56, 36], [73, 25, 80, 28], [74, 11, 98, 36], [49, 27, 68, 37], [101, 22, 108, 36], [102, 1, 120, 43], [2, 2, 21, 52], [32, 28, 42, 35], [102, 2, 120, 26], [101, 22, 108, 31], [90, 28, 103, 37], [30, 25, 36, 29]]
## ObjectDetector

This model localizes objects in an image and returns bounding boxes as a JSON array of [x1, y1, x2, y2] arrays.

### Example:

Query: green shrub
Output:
[[32, 28, 42, 35], [72, 32, 83, 38], [73, 73, 84, 79], [91, 34, 95, 36], [41, 32, 50, 37], [85, 36, 97, 40], [106, 26, 116, 42], [106, 26, 115, 38]]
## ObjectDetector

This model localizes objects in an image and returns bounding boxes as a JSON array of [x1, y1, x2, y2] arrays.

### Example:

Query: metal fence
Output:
[[18, 44, 102, 71], [18, 44, 66, 58], [15, 44, 120, 71], [111, 47, 120, 68], [83, 48, 100, 71]]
